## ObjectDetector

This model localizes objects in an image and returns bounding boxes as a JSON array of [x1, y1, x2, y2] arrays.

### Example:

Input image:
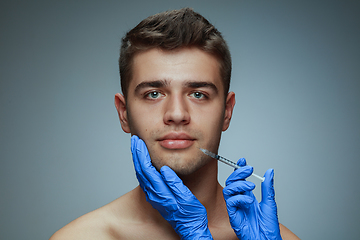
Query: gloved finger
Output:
[[237, 158, 247, 167], [132, 136, 160, 182], [131, 136, 169, 194], [260, 169, 279, 223], [131, 136, 179, 213], [225, 203, 249, 240], [160, 166, 198, 203], [224, 194, 254, 209], [225, 166, 253, 186], [131, 135, 150, 186], [260, 168, 276, 208], [260, 169, 281, 237], [223, 181, 255, 197], [238, 225, 251, 240]]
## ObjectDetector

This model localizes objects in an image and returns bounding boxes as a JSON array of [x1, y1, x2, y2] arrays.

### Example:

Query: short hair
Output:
[[119, 8, 231, 98]]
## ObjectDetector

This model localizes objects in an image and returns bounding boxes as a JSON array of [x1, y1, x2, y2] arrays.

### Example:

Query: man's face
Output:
[[115, 47, 235, 175]]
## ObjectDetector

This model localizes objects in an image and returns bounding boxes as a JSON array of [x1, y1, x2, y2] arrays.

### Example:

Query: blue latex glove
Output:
[[131, 135, 213, 240], [223, 158, 282, 240]]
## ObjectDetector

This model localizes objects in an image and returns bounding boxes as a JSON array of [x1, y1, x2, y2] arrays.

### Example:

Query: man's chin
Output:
[[153, 156, 209, 177]]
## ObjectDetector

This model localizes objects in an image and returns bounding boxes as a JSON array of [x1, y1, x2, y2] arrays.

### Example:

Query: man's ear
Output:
[[114, 93, 131, 133], [222, 91, 236, 131]]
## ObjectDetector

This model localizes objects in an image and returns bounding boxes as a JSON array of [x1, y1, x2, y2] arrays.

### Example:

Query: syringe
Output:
[[200, 148, 265, 182]]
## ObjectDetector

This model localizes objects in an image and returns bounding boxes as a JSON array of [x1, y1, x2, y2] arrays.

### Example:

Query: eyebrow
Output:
[[134, 79, 218, 94], [134, 80, 170, 94], [184, 81, 218, 94]]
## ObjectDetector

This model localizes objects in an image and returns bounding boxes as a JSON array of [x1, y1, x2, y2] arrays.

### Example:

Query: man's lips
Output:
[[158, 132, 195, 149]]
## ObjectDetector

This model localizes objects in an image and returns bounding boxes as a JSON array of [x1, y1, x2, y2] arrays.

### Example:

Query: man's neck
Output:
[[184, 161, 229, 228], [180, 160, 221, 211]]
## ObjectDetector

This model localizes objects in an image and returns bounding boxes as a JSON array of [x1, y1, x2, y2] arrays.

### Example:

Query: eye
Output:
[[146, 91, 163, 99], [190, 92, 206, 99]]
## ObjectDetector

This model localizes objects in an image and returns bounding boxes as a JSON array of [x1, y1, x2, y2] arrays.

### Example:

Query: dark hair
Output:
[[119, 8, 231, 98]]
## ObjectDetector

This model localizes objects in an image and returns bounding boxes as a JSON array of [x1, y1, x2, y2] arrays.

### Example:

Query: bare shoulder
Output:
[[49, 190, 138, 240], [49, 202, 118, 240], [280, 223, 301, 240], [49, 187, 173, 240]]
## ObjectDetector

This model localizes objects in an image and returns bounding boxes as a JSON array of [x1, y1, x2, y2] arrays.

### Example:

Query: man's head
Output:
[[115, 8, 235, 176], [119, 8, 231, 99]]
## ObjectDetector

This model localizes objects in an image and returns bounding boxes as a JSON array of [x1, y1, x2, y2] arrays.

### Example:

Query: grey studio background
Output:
[[1, 0, 359, 239]]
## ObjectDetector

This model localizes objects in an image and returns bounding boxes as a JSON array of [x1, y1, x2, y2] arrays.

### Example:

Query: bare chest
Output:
[[112, 222, 238, 240]]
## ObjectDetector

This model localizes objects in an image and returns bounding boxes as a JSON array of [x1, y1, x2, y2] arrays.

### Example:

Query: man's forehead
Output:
[[129, 47, 223, 91]]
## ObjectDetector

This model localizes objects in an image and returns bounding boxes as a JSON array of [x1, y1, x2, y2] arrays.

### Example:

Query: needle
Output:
[[199, 148, 265, 182]]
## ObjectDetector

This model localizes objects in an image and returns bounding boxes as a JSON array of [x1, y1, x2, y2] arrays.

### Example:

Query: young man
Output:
[[50, 8, 299, 239]]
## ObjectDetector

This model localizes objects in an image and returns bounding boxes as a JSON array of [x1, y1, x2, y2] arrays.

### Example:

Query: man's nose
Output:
[[163, 95, 190, 125]]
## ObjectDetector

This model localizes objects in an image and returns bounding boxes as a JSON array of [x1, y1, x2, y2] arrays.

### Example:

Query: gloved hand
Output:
[[223, 158, 282, 240], [131, 135, 213, 240]]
